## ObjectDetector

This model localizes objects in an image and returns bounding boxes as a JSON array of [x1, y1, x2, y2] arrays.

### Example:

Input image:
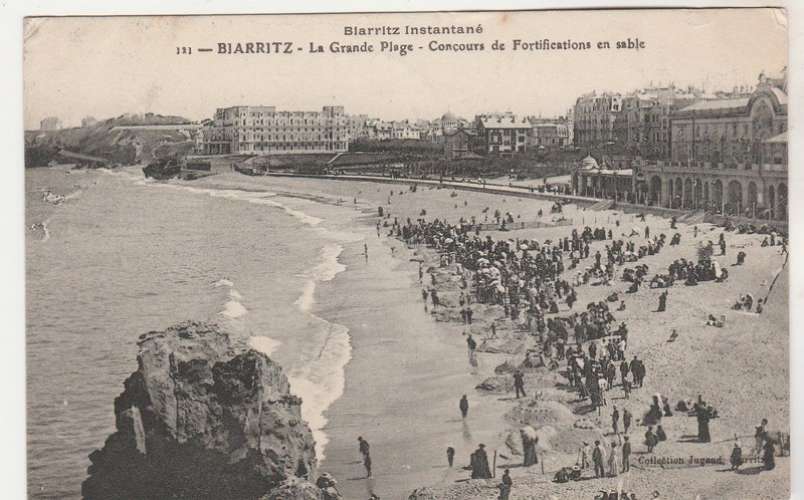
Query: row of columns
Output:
[[650, 174, 787, 220]]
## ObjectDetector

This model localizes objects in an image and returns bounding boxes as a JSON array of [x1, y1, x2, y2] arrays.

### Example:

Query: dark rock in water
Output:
[[82, 321, 317, 500], [142, 157, 181, 180]]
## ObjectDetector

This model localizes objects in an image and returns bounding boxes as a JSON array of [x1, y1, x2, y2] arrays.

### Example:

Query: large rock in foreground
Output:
[[82, 321, 317, 500]]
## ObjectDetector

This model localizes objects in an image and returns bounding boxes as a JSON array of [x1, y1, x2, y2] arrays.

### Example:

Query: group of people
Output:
[[387, 201, 785, 497]]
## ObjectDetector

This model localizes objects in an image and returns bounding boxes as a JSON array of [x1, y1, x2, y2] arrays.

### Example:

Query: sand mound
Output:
[[477, 336, 525, 354], [507, 399, 576, 428], [504, 425, 558, 455], [476, 375, 513, 393]]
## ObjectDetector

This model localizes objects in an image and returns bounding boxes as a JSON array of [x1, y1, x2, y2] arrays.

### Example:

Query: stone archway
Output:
[[683, 178, 693, 209], [712, 180, 724, 213], [704, 181, 710, 207], [747, 181, 758, 217], [778, 183, 787, 220], [674, 177, 683, 209], [649, 176, 663, 206], [727, 180, 743, 216], [694, 179, 703, 210]]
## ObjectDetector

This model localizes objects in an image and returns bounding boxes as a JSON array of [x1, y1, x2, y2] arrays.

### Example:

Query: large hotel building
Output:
[[201, 105, 349, 155]]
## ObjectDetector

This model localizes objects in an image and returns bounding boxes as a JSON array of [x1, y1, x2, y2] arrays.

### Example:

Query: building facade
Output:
[[40, 116, 62, 131], [529, 118, 571, 148], [201, 105, 349, 155], [613, 86, 703, 160], [641, 69, 788, 220], [572, 92, 622, 147], [475, 113, 530, 155], [443, 129, 477, 160]]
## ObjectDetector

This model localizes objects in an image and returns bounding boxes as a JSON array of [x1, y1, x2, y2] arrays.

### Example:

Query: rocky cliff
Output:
[[82, 321, 319, 500]]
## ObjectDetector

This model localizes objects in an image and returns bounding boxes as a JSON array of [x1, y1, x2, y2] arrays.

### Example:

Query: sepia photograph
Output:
[[18, 5, 793, 500]]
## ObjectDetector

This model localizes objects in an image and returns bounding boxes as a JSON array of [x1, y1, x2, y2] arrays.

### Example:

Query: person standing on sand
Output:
[[623, 409, 632, 434], [763, 440, 776, 470], [364, 242, 369, 262], [592, 440, 606, 478], [608, 442, 620, 477], [657, 290, 667, 312], [612, 406, 620, 435], [470, 444, 492, 479], [730, 441, 743, 471], [460, 395, 469, 419], [580, 441, 591, 469], [498, 469, 512, 500], [446, 446, 455, 467], [645, 427, 657, 453], [622, 436, 631, 473]]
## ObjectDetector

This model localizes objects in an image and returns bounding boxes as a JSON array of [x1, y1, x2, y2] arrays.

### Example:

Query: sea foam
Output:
[[125, 172, 357, 460]]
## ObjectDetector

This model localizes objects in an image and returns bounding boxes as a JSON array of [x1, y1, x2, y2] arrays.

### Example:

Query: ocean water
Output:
[[26, 167, 363, 499]]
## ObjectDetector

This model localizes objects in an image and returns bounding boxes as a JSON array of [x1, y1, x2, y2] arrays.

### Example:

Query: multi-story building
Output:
[[640, 69, 788, 219], [201, 105, 349, 155], [443, 129, 477, 160], [475, 113, 530, 155], [40, 116, 62, 131], [528, 117, 571, 148], [346, 114, 370, 141], [572, 92, 622, 147], [613, 86, 703, 160]]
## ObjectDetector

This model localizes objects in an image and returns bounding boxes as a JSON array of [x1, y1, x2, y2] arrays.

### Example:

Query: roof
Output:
[[444, 128, 476, 137], [479, 115, 531, 129], [441, 111, 458, 121], [596, 169, 633, 176], [764, 131, 787, 144], [581, 155, 599, 170], [679, 97, 750, 113], [769, 87, 788, 106]]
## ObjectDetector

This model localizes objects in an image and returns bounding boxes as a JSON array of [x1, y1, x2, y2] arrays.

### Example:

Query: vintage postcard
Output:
[[24, 8, 789, 500]]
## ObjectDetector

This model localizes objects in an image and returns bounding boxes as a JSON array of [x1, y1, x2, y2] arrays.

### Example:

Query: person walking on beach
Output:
[[513, 369, 526, 399], [466, 334, 477, 366], [446, 446, 455, 467], [358, 436, 370, 459], [364, 242, 369, 262], [459, 395, 469, 419]]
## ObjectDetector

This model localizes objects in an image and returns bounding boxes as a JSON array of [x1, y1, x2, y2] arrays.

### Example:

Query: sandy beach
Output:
[[190, 172, 789, 500]]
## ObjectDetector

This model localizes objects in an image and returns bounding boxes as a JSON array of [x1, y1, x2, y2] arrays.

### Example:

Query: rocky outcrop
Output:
[[260, 474, 343, 500], [82, 321, 317, 500]]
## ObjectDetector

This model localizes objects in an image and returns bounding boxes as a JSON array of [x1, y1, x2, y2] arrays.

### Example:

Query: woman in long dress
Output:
[[608, 442, 621, 477]]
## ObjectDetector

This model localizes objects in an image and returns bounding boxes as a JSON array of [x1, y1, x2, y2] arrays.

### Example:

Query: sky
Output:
[[23, 8, 788, 129]]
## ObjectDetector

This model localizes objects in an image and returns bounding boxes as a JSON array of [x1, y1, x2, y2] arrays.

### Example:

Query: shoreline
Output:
[[183, 172, 789, 499]]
